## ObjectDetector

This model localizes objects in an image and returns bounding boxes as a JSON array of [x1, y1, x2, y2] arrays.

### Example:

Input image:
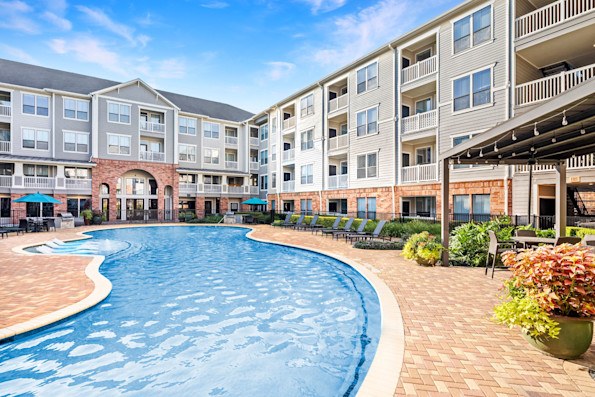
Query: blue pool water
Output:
[[0, 226, 380, 396]]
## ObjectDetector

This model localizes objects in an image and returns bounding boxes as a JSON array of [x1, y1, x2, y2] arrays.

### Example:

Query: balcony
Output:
[[515, 0, 594, 39], [180, 183, 197, 194], [65, 178, 92, 189], [225, 136, 238, 145], [228, 185, 244, 194], [402, 163, 437, 183], [401, 110, 438, 134], [250, 185, 259, 194], [0, 141, 10, 153], [282, 116, 296, 131], [283, 180, 295, 192], [328, 134, 348, 151], [140, 119, 165, 133], [225, 161, 238, 169], [282, 149, 295, 163], [0, 175, 12, 187], [0, 105, 10, 117], [328, 174, 348, 189], [140, 151, 165, 162], [516, 153, 595, 172], [250, 161, 259, 171], [204, 184, 222, 193], [402, 55, 437, 85], [249, 137, 259, 146], [24, 176, 55, 189], [328, 95, 348, 113]]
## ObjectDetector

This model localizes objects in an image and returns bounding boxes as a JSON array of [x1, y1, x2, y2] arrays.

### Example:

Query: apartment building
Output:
[[252, 0, 595, 221], [0, 59, 256, 222]]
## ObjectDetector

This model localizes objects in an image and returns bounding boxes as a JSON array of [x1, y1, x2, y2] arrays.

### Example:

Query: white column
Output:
[[13, 163, 24, 188], [555, 161, 567, 237], [441, 159, 450, 265]]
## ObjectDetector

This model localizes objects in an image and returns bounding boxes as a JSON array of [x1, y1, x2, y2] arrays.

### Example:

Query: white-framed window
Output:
[[300, 199, 313, 215], [64, 167, 91, 179], [107, 133, 131, 155], [179, 144, 196, 162], [22, 93, 49, 116], [63, 131, 89, 153], [179, 117, 196, 135], [415, 48, 432, 63], [415, 98, 432, 114], [300, 164, 313, 184], [300, 94, 314, 117], [453, 68, 491, 112], [356, 107, 378, 136], [453, 5, 492, 54], [300, 129, 314, 150], [356, 62, 378, 94], [260, 124, 269, 140], [357, 152, 377, 179], [64, 98, 89, 121], [416, 147, 432, 165], [260, 149, 268, 165], [204, 122, 220, 138], [204, 148, 220, 164], [108, 102, 131, 124], [22, 128, 49, 150], [271, 144, 277, 161], [260, 175, 268, 190]]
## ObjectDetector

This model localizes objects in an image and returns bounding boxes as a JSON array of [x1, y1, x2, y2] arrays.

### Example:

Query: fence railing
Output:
[[250, 186, 259, 194], [282, 149, 295, 163], [283, 180, 295, 192], [401, 109, 438, 134], [204, 184, 223, 193], [0, 105, 10, 117], [402, 55, 437, 84], [139, 119, 165, 133], [328, 134, 348, 151], [140, 151, 165, 162], [250, 161, 259, 171], [328, 95, 348, 113], [515, 154, 595, 172], [225, 136, 238, 145], [515, 0, 594, 39], [402, 163, 437, 183], [225, 161, 238, 169], [328, 174, 348, 189], [249, 137, 259, 146], [282, 116, 296, 131], [24, 176, 55, 188], [65, 178, 92, 189], [0, 140, 10, 153], [0, 209, 26, 227], [0, 175, 12, 187]]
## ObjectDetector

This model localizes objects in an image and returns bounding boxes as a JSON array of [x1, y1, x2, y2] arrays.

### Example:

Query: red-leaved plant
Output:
[[501, 244, 595, 317]]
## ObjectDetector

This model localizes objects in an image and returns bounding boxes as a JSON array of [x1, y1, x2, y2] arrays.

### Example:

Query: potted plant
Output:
[[494, 244, 595, 359], [80, 209, 93, 225], [402, 231, 443, 266], [92, 210, 103, 225]]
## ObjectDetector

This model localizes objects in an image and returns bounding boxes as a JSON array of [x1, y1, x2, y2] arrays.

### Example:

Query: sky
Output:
[[0, 0, 461, 114]]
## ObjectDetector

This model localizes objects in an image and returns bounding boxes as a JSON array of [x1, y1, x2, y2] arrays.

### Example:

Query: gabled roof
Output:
[[90, 78, 180, 110], [160, 90, 253, 123]]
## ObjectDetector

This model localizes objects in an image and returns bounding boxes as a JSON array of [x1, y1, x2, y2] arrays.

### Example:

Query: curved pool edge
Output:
[[1, 224, 405, 397]]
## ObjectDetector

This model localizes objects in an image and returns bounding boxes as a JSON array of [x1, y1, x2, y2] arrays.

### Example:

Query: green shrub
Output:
[[354, 240, 404, 250], [188, 214, 223, 223], [80, 209, 93, 221], [402, 231, 443, 266], [449, 217, 514, 267], [179, 211, 197, 221], [567, 227, 595, 238], [516, 225, 556, 238]]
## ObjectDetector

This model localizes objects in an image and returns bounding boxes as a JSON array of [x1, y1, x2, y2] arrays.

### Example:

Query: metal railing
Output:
[[140, 119, 165, 133], [228, 186, 244, 194], [401, 163, 437, 183], [0, 175, 12, 187], [402, 55, 437, 84], [328, 95, 348, 113], [328, 134, 348, 151], [283, 180, 295, 192], [180, 183, 197, 193], [204, 184, 222, 193], [225, 136, 238, 145], [249, 137, 259, 146], [140, 151, 165, 162], [515, 154, 595, 172], [65, 178, 92, 189], [0, 209, 26, 227], [250, 186, 259, 194], [0, 105, 10, 117], [515, 0, 594, 39], [0, 141, 10, 153], [401, 110, 438, 134], [24, 176, 55, 188], [282, 149, 295, 163], [282, 116, 296, 131], [250, 161, 259, 171], [328, 174, 348, 189], [225, 161, 238, 169]]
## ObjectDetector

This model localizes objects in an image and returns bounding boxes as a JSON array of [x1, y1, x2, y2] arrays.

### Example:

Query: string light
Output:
[[581, 124, 586, 134], [534, 123, 539, 136], [512, 130, 517, 141], [552, 132, 556, 143], [457, 157, 461, 164], [494, 142, 498, 152], [467, 150, 471, 158], [562, 110, 568, 126], [530, 145, 535, 152], [479, 148, 483, 157], [512, 152, 516, 157], [498, 154, 502, 159]]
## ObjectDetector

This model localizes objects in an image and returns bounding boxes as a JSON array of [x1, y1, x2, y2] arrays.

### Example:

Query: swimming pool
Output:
[[0, 226, 381, 396]]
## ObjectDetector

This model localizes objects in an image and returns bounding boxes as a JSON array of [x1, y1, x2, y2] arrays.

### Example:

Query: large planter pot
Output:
[[92, 216, 102, 225], [84, 218, 91, 225], [415, 257, 435, 267], [522, 316, 593, 359]]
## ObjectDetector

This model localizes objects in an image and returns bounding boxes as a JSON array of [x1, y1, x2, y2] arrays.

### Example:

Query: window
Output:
[[179, 144, 196, 162], [272, 173, 277, 189], [204, 175, 221, 184], [108, 102, 130, 123], [415, 49, 432, 63], [340, 123, 348, 135], [1, 197, 11, 218], [63, 131, 89, 153], [179, 174, 196, 184], [271, 118, 277, 134], [300, 129, 314, 150], [301, 164, 313, 184], [356, 107, 378, 136], [271, 144, 276, 162], [22, 128, 49, 150], [179, 117, 196, 135], [472, 194, 490, 218], [225, 152, 237, 162], [300, 199, 313, 215], [357, 198, 366, 218], [64, 98, 89, 120], [225, 127, 237, 137], [24, 164, 50, 177], [416, 147, 432, 165], [357, 152, 377, 179], [367, 197, 377, 219], [453, 195, 470, 221], [22, 94, 48, 116], [300, 94, 314, 117], [0, 128, 9, 143], [107, 134, 131, 155], [67, 198, 89, 218], [204, 122, 220, 138], [204, 148, 219, 164], [260, 175, 268, 190], [357, 62, 378, 94], [126, 178, 145, 195], [260, 124, 268, 140], [453, 68, 491, 111], [453, 6, 491, 53], [415, 98, 431, 114], [260, 149, 268, 165]]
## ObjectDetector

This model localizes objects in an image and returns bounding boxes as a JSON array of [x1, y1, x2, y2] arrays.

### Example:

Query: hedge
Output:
[[567, 227, 595, 238]]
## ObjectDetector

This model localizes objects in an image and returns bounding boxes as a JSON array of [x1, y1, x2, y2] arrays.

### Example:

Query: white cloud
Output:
[[297, 0, 347, 14], [155, 58, 187, 79], [265, 61, 296, 81], [42, 11, 72, 31], [137, 34, 151, 48], [0, 0, 39, 34], [0, 44, 39, 64], [42, 0, 68, 14], [201, 1, 230, 9], [136, 12, 154, 26], [76, 6, 147, 46], [48, 36, 126, 75]]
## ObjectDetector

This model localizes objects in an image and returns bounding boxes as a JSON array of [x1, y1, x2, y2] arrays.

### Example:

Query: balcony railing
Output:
[[0, 175, 12, 187], [0, 105, 10, 117], [204, 184, 222, 193], [24, 176, 55, 189], [282, 149, 295, 163], [402, 163, 437, 183], [328, 95, 348, 113], [401, 109, 438, 134], [225, 160, 238, 169], [180, 183, 197, 193], [0, 141, 10, 153], [402, 55, 437, 85], [140, 151, 165, 162], [328, 134, 348, 151], [228, 186, 244, 194], [283, 180, 295, 192], [515, 153, 595, 172], [250, 161, 259, 171], [249, 137, 259, 146], [515, 0, 594, 39], [140, 119, 165, 133], [282, 116, 296, 131], [225, 136, 238, 145], [515, 63, 595, 106], [328, 174, 348, 189], [65, 178, 92, 189], [250, 186, 259, 194]]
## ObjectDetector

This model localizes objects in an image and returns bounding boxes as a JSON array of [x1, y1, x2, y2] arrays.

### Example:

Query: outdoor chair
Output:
[[515, 229, 537, 248], [582, 234, 595, 247], [296, 215, 319, 231], [485, 230, 517, 278], [346, 220, 389, 244], [322, 218, 354, 237], [314, 217, 341, 235], [281, 214, 302, 228], [333, 219, 368, 240], [555, 236, 582, 246], [19, 219, 31, 233], [273, 214, 292, 227], [45, 218, 56, 232], [286, 215, 305, 229]]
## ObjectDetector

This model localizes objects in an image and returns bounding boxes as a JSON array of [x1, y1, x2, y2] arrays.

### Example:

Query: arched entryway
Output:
[[99, 183, 110, 221], [115, 170, 158, 221]]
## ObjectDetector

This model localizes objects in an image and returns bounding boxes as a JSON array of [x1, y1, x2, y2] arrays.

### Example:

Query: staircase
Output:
[[568, 187, 589, 216]]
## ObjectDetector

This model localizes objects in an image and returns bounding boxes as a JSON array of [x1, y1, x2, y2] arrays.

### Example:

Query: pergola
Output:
[[440, 79, 595, 264]]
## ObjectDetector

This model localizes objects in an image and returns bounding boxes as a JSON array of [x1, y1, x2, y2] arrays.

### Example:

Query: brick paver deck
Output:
[[1, 224, 594, 396]]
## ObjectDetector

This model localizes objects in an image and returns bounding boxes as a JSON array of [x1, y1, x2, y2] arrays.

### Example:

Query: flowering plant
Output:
[[402, 231, 443, 266]]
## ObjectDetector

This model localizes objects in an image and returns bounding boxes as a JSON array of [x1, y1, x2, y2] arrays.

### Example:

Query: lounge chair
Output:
[[273, 213, 292, 227], [284, 215, 305, 229], [333, 219, 369, 240], [346, 220, 389, 243], [582, 234, 595, 247], [296, 215, 319, 231], [322, 218, 354, 238], [485, 230, 517, 278], [313, 217, 342, 235], [555, 236, 581, 245]]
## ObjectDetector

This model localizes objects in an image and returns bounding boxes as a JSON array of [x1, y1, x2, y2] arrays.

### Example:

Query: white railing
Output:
[[0, 141, 10, 153], [282, 116, 296, 131], [328, 134, 348, 151], [283, 180, 295, 192], [328, 95, 348, 113], [250, 186, 259, 194], [225, 136, 238, 145], [0, 175, 12, 187], [402, 163, 437, 183], [402, 55, 437, 84], [250, 161, 259, 171], [225, 161, 238, 169], [24, 176, 55, 188], [515, 0, 594, 39], [401, 109, 438, 134], [0, 105, 10, 117], [249, 137, 259, 146], [516, 63, 595, 106], [516, 154, 595, 172], [65, 178, 92, 189], [204, 184, 222, 193], [180, 183, 198, 193], [140, 151, 165, 162], [140, 119, 165, 133], [328, 174, 348, 189], [282, 149, 295, 163], [228, 186, 244, 194]]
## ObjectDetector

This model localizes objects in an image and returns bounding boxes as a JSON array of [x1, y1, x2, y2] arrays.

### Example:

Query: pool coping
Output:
[[1, 224, 405, 397]]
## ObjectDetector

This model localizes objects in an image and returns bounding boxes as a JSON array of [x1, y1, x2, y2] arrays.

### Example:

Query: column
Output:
[[441, 159, 450, 265], [555, 161, 567, 237]]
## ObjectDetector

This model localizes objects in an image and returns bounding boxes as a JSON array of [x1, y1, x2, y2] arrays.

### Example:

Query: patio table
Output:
[[512, 236, 556, 248]]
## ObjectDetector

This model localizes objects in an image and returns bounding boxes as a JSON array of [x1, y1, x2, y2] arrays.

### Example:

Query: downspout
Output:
[[319, 82, 325, 213], [51, 93, 55, 158], [389, 43, 397, 219]]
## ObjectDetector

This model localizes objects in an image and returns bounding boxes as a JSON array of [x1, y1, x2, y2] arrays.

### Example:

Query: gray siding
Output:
[[54, 93, 92, 162]]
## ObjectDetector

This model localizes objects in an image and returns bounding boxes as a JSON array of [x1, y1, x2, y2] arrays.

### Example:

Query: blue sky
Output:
[[0, 0, 461, 113]]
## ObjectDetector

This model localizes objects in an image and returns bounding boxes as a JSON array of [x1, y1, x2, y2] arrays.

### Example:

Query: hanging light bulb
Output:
[[552, 134, 556, 143], [530, 146, 535, 152], [457, 157, 461, 164], [534, 123, 539, 136], [479, 148, 483, 157], [512, 152, 516, 157], [512, 130, 517, 141], [562, 110, 568, 126], [467, 150, 471, 158], [581, 124, 586, 134], [485, 160, 488, 164], [494, 142, 498, 152], [498, 154, 502, 159]]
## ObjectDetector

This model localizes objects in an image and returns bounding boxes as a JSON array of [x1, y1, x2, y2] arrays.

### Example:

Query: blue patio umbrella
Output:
[[242, 198, 268, 205], [13, 192, 62, 218]]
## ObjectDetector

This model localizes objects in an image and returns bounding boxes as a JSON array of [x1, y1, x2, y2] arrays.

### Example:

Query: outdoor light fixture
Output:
[[479, 148, 483, 157], [552, 133, 556, 143], [581, 124, 586, 134], [494, 142, 498, 152], [512, 130, 517, 141], [457, 157, 461, 164], [467, 150, 471, 157], [512, 152, 516, 157], [498, 154, 502, 159], [530, 146, 535, 152], [534, 123, 539, 136], [562, 111, 568, 126]]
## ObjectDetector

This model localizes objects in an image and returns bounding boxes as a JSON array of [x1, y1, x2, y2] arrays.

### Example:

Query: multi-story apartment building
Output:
[[251, 0, 595, 221], [0, 59, 256, 222]]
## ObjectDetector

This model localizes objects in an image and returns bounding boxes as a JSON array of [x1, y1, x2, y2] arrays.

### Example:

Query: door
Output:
[[402, 57, 410, 69], [284, 112, 291, 120], [329, 165, 337, 176], [205, 201, 212, 215], [284, 142, 291, 151], [402, 153, 410, 167], [329, 128, 337, 139], [402, 105, 410, 118], [329, 91, 337, 101], [102, 198, 109, 221], [126, 199, 144, 220], [402, 201, 410, 216]]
